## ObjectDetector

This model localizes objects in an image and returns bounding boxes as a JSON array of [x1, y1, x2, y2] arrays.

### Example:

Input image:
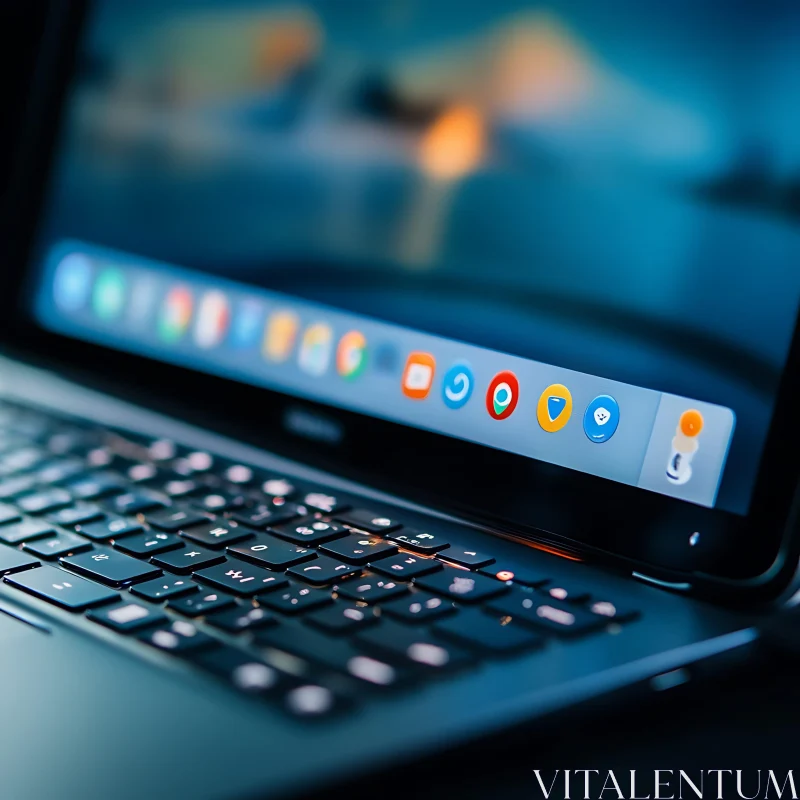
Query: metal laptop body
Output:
[[0, 2, 797, 798]]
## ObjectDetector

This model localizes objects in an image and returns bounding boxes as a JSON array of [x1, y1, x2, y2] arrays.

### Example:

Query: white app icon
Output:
[[445, 373, 470, 403], [404, 363, 433, 391], [593, 407, 610, 426]]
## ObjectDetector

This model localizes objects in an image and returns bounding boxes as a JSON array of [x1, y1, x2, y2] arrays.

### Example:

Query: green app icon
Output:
[[92, 267, 126, 321]]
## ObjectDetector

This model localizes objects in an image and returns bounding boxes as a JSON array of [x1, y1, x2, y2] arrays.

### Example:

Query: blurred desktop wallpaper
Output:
[[33, 0, 800, 507]]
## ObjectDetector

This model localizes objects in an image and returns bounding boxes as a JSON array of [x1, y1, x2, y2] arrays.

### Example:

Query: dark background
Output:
[[2, 3, 799, 797]]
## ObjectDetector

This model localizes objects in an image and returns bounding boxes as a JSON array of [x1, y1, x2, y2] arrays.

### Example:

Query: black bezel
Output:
[[2, 0, 799, 599]]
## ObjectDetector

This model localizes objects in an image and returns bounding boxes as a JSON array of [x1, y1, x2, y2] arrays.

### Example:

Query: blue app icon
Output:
[[53, 252, 92, 313], [442, 362, 474, 409], [583, 395, 620, 443], [231, 299, 263, 348]]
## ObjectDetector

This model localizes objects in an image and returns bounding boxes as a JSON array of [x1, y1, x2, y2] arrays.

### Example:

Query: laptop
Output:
[[1, 1, 798, 797]]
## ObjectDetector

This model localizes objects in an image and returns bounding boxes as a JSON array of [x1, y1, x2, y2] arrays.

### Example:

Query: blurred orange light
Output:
[[418, 105, 486, 181]]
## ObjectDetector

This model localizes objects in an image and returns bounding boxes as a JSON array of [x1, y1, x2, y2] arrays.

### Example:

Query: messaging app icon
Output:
[[537, 384, 572, 432], [583, 395, 620, 443], [442, 362, 474, 409]]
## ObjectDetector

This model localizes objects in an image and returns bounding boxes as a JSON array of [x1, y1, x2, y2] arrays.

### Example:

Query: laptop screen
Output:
[[29, 0, 800, 516]]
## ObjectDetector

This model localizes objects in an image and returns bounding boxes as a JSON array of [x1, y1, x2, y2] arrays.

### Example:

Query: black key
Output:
[[150, 546, 225, 574], [109, 491, 167, 515], [17, 488, 72, 515], [194, 562, 288, 597], [4, 565, 118, 610], [0, 545, 39, 577], [23, 532, 92, 559], [284, 683, 351, 719], [227, 534, 316, 570], [381, 591, 458, 624], [389, 528, 450, 555], [261, 584, 333, 615], [257, 625, 404, 687], [0, 502, 21, 526], [355, 621, 474, 670], [416, 569, 509, 604], [336, 576, 409, 604], [61, 546, 161, 587], [305, 603, 380, 635], [181, 521, 254, 550], [75, 516, 143, 542], [138, 620, 218, 654], [0, 474, 37, 501], [434, 609, 545, 655], [371, 553, 442, 581], [439, 547, 495, 569], [193, 491, 246, 513], [205, 605, 277, 634], [176, 451, 214, 475], [261, 477, 296, 498], [335, 508, 402, 534], [67, 472, 126, 500], [0, 519, 56, 545], [130, 575, 199, 602], [586, 599, 640, 623], [478, 565, 550, 587], [286, 556, 361, 587], [47, 504, 105, 528], [36, 458, 88, 484], [126, 463, 160, 483], [1, 447, 47, 473], [228, 503, 300, 530], [114, 531, 184, 557], [301, 491, 349, 514], [168, 589, 236, 616], [145, 508, 208, 533], [319, 535, 397, 566], [269, 518, 348, 546], [539, 583, 591, 604], [161, 479, 199, 498], [221, 464, 255, 485], [87, 600, 167, 633], [487, 589, 607, 637], [193, 647, 281, 695]]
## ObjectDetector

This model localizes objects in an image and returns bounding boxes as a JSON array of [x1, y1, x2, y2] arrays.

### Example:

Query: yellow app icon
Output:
[[537, 384, 573, 432], [264, 310, 299, 362]]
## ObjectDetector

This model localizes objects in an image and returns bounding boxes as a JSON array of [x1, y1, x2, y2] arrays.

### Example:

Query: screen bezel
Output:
[[3, 0, 799, 597]]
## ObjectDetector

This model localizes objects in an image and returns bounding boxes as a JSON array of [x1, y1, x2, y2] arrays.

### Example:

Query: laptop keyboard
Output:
[[0, 400, 639, 720]]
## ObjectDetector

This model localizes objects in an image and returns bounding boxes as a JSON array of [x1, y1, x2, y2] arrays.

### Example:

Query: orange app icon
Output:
[[263, 310, 299, 363], [402, 352, 436, 399]]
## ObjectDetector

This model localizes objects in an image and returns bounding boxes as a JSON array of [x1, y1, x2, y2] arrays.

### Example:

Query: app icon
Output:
[[583, 395, 620, 443], [666, 409, 704, 485], [537, 384, 572, 432], [337, 331, 368, 379], [442, 362, 474, 409], [53, 252, 92, 312], [374, 342, 400, 374], [194, 290, 230, 349], [402, 352, 436, 399], [231, 298, 263, 349], [486, 371, 519, 420], [159, 285, 193, 342], [298, 323, 333, 376], [127, 275, 158, 328], [92, 267, 126, 321], [263, 310, 299, 362]]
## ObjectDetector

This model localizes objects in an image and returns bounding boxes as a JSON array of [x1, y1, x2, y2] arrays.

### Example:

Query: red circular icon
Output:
[[486, 371, 519, 420]]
